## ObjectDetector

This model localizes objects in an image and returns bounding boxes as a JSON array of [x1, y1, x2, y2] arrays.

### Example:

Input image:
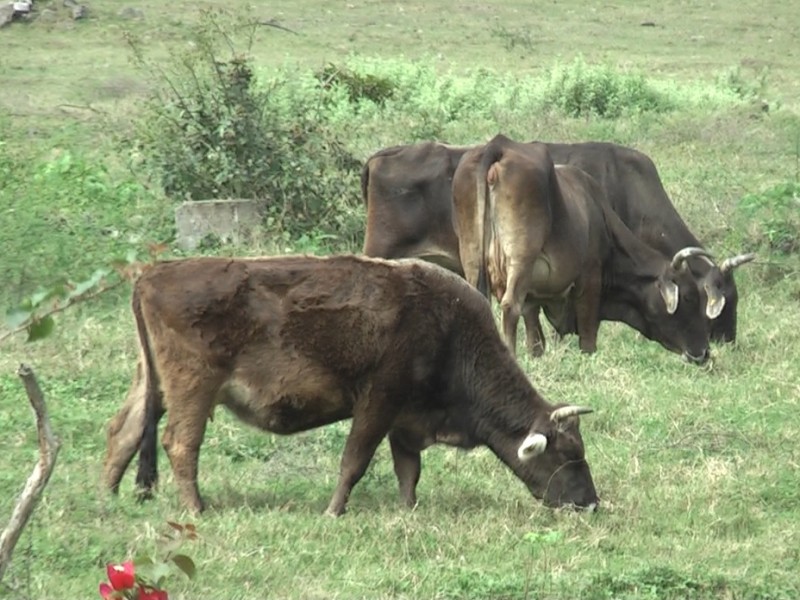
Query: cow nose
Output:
[[683, 348, 710, 365], [581, 501, 599, 514]]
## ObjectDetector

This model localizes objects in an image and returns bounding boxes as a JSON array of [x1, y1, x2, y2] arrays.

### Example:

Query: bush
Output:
[[716, 65, 770, 101], [316, 63, 395, 106], [542, 56, 670, 118], [127, 10, 363, 244]]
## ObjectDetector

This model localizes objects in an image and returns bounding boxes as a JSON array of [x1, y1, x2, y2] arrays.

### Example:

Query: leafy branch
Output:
[[1, 245, 165, 344]]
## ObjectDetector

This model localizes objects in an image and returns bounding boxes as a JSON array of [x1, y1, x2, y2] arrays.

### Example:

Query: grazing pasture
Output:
[[1, 0, 799, 598]]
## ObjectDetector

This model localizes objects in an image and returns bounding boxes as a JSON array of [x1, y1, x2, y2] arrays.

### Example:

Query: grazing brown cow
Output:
[[361, 140, 753, 345], [452, 134, 711, 363], [103, 255, 599, 516]]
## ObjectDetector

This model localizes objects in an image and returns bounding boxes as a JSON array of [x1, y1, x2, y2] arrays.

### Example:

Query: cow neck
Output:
[[461, 334, 550, 444], [603, 208, 666, 289]]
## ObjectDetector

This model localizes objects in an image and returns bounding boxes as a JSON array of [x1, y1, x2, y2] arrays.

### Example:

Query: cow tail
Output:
[[475, 144, 503, 299], [133, 285, 164, 500], [360, 158, 371, 207]]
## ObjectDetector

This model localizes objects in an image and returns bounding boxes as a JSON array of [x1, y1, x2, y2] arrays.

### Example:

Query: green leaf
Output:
[[150, 561, 172, 586], [68, 268, 111, 299], [133, 554, 156, 568], [171, 554, 196, 579], [5, 307, 32, 329], [27, 315, 55, 342]]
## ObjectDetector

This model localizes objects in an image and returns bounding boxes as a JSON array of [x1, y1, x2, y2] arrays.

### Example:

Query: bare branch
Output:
[[0, 365, 61, 582], [257, 19, 299, 35]]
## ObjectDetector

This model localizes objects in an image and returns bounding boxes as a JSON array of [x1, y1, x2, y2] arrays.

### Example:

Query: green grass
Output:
[[2, 0, 800, 598]]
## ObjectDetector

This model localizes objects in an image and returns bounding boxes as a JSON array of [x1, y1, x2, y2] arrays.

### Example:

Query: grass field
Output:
[[1, 1, 800, 598]]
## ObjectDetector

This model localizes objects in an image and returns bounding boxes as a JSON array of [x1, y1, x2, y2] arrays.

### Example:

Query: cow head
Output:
[[515, 405, 598, 510], [637, 254, 712, 364], [671, 248, 756, 321]]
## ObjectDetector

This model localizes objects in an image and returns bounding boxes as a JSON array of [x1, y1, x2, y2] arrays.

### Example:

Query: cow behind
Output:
[[103, 255, 598, 515], [362, 142, 470, 274], [452, 134, 711, 363], [453, 136, 605, 358]]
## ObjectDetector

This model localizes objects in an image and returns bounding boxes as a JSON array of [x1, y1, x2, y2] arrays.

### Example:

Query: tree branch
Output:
[[0, 365, 61, 583], [0, 278, 126, 345]]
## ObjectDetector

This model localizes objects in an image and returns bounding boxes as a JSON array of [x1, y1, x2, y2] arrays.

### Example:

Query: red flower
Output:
[[106, 561, 136, 590], [99, 582, 116, 599], [138, 586, 169, 600]]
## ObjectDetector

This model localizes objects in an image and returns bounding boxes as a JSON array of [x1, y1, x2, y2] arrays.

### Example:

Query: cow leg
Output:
[[326, 390, 400, 517], [388, 430, 422, 508], [574, 271, 601, 354], [521, 300, 546, 357], [500, 264, 530, 358], [159, 375, 219, 513], [104, 361, 148, 494]]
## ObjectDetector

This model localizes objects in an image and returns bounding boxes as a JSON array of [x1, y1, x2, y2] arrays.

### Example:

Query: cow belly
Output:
[[217, 376, 355, 435], [520, 255, 577, 299]]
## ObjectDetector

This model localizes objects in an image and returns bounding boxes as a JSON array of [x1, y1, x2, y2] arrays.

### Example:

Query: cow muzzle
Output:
[[683, 348, 710, 365], [582, 501, 599, 514]]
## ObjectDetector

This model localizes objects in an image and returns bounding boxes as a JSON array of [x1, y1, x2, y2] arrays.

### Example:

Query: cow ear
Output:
[[703, 283, 726, 319], [517, 433, 547, 461], [658, 278, 679, 314]]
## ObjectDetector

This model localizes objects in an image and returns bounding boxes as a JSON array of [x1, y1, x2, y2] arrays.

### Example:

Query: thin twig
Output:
[[257, 19, 299, 35], [57, 103, 106, 115]]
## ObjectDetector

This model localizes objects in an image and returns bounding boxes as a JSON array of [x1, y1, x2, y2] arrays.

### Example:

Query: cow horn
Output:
[[517, 433, 548, 461], [550, 405, 594, 422], [720, 253, 756, 273], [671, 247, 716, 270]]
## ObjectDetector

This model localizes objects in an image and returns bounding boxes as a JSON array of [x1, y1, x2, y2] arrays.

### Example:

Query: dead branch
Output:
[[257, 19, 299, 35], [0, 365, 61, 583]]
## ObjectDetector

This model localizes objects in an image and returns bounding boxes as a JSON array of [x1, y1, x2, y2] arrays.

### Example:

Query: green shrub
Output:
[[127, 10, 363, 244], [716, 65, 770, 101], [316, 62, 395, 106], [542, 56, 670, 118]]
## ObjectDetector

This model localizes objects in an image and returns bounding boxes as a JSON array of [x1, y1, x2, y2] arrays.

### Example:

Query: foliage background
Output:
[[1, 0, 799, 598]]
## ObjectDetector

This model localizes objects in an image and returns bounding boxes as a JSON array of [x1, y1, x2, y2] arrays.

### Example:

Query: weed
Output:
[[491, 24, 536, 53]]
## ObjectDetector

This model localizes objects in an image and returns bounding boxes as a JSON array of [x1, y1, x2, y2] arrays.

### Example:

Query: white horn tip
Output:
[[550, 405, 595, 422]]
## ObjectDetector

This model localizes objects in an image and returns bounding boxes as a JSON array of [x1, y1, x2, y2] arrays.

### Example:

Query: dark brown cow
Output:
[[361, 140, 753, 344], [452, 134, 712, 363], [362, 142, 470, 274], [103, 255, 598, 515], [545, 142, 755, 343]]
